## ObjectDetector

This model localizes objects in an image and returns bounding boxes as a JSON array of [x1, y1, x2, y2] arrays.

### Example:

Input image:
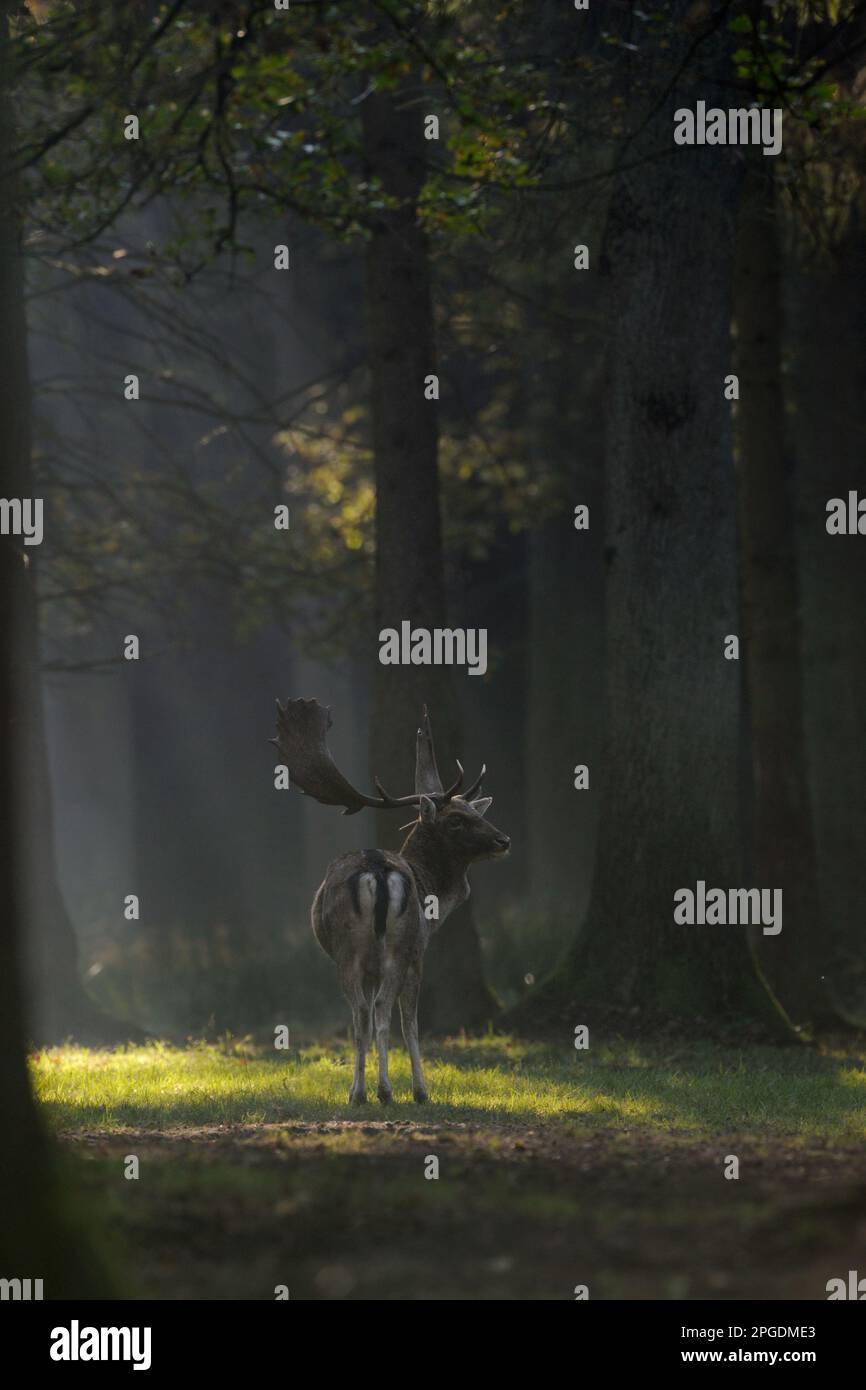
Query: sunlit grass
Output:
[[30, 1034, 866, 1140]]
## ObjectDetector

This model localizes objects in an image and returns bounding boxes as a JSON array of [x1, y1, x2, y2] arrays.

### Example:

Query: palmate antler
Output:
[[271, 698, 485, 816]]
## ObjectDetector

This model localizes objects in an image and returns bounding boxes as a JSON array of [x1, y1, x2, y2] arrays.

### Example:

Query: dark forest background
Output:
[[3, 0, 866, 1057]]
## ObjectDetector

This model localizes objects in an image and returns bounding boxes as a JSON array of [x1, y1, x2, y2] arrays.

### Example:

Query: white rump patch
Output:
[[386, 871, 407, 922], [356, 873, 377, 914]]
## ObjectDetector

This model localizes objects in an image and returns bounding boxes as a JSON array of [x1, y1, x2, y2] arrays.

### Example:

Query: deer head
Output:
[[409, 792, 510, 861], [404, 705, 508, 857]]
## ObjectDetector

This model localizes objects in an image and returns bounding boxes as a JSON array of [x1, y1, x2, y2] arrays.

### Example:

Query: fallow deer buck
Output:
[[272, 698, 510, 1104]]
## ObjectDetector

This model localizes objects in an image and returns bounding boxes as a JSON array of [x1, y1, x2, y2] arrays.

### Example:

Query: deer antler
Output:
[[271, 698, 480, 816], [272, 698, 380, 816], [462, 763, 487, 800], [416, 704, 444, 795]]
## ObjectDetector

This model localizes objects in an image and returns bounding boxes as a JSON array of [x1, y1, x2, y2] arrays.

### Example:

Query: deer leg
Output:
[[399, 968, 428, 1104], [373, 977, 398, 1104], [347, 988, 370, 1106]]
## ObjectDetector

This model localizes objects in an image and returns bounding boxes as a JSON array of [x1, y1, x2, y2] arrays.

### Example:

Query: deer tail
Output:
[[373, 873, 389, 939], [349, 852, 409, 939]]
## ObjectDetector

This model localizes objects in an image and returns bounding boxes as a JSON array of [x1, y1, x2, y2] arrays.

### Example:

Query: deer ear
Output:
[[419, 794, 438, 824], [470, 796, 493, 817]]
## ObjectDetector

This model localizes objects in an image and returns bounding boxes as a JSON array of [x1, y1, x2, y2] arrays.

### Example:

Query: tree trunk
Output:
[[788, 212, 866, 1024], [733, 156, 833, 1030], [526, 285, 604, 942], [515, 39, 783, 1036], [0, 501, 112, 1297], [0, 2, 112, 1294], [0, 9, 140, 1046], [361, 86, 495, 1033], [522, 4, 609, 982]]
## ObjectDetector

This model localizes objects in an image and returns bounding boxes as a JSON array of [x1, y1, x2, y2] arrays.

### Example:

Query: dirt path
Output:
[[59, 1119, 866, 1300]]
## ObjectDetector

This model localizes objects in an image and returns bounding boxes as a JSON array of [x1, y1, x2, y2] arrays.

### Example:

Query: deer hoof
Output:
[[413, 1087, 429, 1104], [377, 1085, 393, 1104], [348, 1088, 367, 1106]]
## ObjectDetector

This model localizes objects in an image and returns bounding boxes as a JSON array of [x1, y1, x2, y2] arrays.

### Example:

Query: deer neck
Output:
[[399, 826, 471, 925]]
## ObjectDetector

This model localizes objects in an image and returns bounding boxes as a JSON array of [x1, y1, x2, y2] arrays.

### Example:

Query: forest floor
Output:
[[32, 1035, 866, 1301]]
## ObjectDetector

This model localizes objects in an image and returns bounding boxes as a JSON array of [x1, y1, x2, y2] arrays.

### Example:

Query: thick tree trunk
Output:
[[361, 86, 495, 1033], [527, 521, 594, 910], [523, 5, 609, 979], [526, 273, 604, 940], [0, 2, 112, 1294], [0, 539, 52, 1282], [789, 214, 866, 1024], [0, 10, 139, 1046], [515, 37, 783, 1036], [0, 519, 111, 1296], [733, 158, 833, 1029]]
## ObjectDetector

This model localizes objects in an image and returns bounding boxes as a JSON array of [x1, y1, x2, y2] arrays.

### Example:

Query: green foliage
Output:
[[13, 1, 555, 261], [14, 0, 866, 648], [726, 5, 863, 127]]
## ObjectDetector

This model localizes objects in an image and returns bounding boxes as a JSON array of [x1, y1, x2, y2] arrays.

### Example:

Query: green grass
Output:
[[31, 1034, 866, 1139]]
